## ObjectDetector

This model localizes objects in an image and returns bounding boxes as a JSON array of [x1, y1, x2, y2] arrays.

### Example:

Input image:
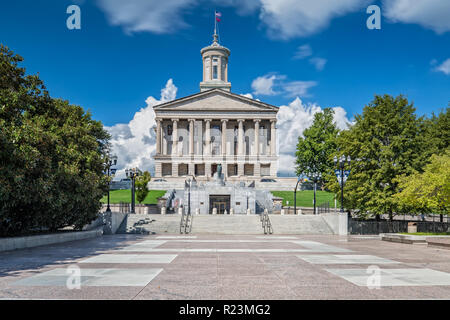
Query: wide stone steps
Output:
[[270, 215, 334, 234], [118, 214, 336, 235], [118, 214, 180, 234], [191, 215, 263, 234]]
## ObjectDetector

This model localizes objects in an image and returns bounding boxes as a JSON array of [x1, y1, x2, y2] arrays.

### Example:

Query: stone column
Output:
[[172, 119, 178, 157], [238, 119, 244, 156], [189, 119, 195, 156], [270, 119, 277, 156], [221, 119, 228, 156], [205, 119, 211, 156], [156, 119, 162, 155], [162, 122, 167, 155], [254, 119, 260, 156]]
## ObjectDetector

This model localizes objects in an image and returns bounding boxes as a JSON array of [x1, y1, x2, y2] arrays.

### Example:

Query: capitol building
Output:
[[153, 33, 279, 182]]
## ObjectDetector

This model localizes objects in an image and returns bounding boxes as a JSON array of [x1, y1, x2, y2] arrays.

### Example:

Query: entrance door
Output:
[[209, 195, 231, 214], [211, 164, 218, 176]]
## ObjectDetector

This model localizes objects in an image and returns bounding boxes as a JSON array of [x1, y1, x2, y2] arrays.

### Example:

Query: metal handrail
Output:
[[261, 210, 273, 234], [180, 209, 187, 234], [180, 207, 194, 234]]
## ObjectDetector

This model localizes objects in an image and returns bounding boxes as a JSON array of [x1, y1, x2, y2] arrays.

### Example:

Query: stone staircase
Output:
[[269, 215, 334, 234], [117, 214, 336, 235], [117, 214, 181, 234], [191, 215, 264, 234]]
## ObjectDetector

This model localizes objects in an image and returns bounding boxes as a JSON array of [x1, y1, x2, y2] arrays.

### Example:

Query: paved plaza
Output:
[[1, 234, 450, 299]]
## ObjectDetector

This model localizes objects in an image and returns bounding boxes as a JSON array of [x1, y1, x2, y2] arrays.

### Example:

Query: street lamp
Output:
[[334, 155, 351, 215], [105, 155, 118, 213], [305, 171, 322, 215], [125, 167, 142, 214]]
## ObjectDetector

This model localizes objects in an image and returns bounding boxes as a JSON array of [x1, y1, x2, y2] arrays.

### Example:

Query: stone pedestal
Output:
[[161, 207, 166, 215]]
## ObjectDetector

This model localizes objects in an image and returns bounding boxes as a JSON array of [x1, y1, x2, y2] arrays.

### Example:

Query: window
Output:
[[167, 125, 173, 136], [212, 57, 218, 79]]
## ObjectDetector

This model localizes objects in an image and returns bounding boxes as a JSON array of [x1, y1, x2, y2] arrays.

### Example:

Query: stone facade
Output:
[[153, 35, 278, 181]]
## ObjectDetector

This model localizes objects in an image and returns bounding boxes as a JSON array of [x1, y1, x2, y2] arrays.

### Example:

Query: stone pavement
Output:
[[1, 234, 450, 299]]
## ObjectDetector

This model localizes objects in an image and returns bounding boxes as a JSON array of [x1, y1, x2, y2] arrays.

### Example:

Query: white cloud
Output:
[[105, 79, 178, 178], [434, 58, 450, 75], [283, 81, 317, 97], [383, 0, 450, 34], [276, 98, 351, 175], [96, 0, 196, 34], [251, 73, 317, 97], [251, 74, 283, 95], [309, 57, 327, 71], [293, 44, 313, 59], [258, 0, 369, 39]]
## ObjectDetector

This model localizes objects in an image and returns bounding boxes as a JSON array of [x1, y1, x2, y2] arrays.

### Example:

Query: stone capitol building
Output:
[[153, 33, 279, 183]]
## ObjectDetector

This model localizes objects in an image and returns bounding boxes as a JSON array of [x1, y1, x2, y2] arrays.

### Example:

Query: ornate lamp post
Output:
[[125, 167, 142, 214], [305, 171, 322, 215], [294, 176, 303, 216], [334, 155, 351, 214], [105, 155, 118, 213]]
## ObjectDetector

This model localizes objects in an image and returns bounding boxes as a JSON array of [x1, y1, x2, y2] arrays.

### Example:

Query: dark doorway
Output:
[[209, 195, 231, 214], [211, 164, 218, 176]]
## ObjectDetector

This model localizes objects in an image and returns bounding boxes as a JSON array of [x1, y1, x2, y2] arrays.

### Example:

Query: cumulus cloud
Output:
[[251, 74, 284, 95], [251, 73, 317, 97], [105, 79, 178, 178], [258, 0, 369, 39], [383, 0, 450, 34], [433, 58, 450, 75], [96, 0, 196, 34], [276, 98, 351, 175]]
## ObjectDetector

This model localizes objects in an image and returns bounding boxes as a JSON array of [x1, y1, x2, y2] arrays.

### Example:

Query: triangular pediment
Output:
[[153, 89, 278, 113]]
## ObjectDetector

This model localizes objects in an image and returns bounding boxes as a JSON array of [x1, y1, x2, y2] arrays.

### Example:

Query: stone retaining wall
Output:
[[0, 227, 103, 252]]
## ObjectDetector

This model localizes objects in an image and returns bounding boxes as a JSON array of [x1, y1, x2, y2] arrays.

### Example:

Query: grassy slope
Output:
[[271, 190, 338, 208], [101, 190, 166, 205], [103, 189, 336, 207]]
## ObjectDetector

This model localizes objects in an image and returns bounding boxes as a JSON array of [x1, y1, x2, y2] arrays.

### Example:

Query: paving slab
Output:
[[296, 254, 400, 265]]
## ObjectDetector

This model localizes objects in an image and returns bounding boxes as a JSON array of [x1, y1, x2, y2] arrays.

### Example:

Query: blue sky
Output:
[[1, 0, 449, 175]]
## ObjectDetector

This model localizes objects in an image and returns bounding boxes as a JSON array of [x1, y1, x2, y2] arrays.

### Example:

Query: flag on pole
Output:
[[215, 11, 222, 22]]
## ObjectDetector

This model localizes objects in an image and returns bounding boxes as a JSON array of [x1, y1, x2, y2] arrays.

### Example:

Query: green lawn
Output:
[[271, 190, 338, 208], [101, 190, 166, 205]]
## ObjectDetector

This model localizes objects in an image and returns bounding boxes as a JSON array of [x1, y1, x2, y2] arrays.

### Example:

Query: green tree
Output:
[[394, 151, 450, 221], [328, 95, 426, 220], [0, 45, 110, 236], [424, 107, 450, 157], [135, 171, 151, 204], [295, 108, 341, 184]]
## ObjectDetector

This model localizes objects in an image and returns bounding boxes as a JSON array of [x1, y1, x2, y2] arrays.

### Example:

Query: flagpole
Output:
[[214, 10, 217, 36]]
